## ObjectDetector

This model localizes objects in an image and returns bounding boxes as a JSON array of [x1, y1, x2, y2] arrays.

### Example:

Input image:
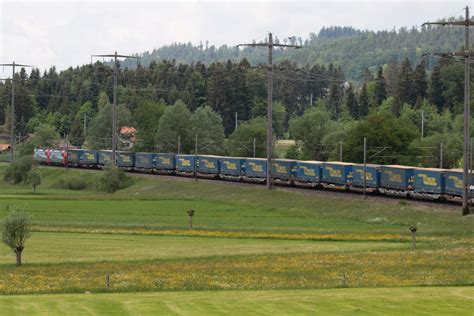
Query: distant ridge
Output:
[[119, 22, 472, 82]]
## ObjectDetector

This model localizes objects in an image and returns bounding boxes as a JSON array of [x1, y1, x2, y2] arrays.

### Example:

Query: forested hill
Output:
[[121, 22, 471, 82]]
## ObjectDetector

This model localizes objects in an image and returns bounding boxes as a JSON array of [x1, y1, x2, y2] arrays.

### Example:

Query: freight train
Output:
[[33, 148, 473, 202]]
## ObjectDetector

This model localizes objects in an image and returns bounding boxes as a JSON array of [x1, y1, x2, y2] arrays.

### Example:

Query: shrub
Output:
[[4, 157, 35, 184], [285, 145, 301, 160], [57, 175, 89, 190], [95, 165, 133, 193], [27, 171, 41, 193]]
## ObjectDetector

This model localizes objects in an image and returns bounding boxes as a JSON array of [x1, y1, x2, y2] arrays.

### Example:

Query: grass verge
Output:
[[0, 287, 473, 315]]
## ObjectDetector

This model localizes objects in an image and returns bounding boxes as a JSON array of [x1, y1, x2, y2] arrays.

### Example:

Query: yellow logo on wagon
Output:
[[448, 175, 463, 189], [203, 160, 216, 169], [300, 166, 316, 177], [385, 171, 402, 183], [326, 167, 342, 177], [356, 169, 373, 181], [275, 164, 287, 174], [223, 161, 237, 170], [159, 157, 171, 165], [418, 174, 437, 186], [249, 162, 263, 172], [179, 159, 191, 167]]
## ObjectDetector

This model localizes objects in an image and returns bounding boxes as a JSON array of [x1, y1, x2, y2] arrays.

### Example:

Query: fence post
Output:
[[409, 226, 417, 250], [187, 209, 195, 229], [105, 272, 110, 289]]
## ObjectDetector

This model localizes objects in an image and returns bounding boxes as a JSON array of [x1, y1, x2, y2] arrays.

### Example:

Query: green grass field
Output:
[[1, 287, 473, 315], [0, 232, 408, 264], [0, 164, 472, 314]]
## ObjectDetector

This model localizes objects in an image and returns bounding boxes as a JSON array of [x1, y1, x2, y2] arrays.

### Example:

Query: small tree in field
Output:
[[27, 171, 41, 193], [95, 165, 133, 193], [1, 207, 31, 266]]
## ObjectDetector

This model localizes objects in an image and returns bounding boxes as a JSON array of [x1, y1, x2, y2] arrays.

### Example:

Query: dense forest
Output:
[[0, 21, 472, 169], [120, 22, 473, 81]]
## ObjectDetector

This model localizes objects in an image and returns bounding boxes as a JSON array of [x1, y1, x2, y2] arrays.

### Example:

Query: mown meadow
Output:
[[0, 164, 473, 314]]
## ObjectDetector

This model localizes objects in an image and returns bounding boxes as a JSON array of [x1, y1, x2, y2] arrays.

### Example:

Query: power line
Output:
[[0, 61, 34, 161], [238, 32, 302, 190], [91, 52, 139, 166], [423, 6, 474, 215]]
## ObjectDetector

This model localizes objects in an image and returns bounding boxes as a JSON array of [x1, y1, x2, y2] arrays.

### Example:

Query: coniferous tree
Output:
[[373, 67, 387, 107], [362, 67, 373, 83], [326, 83, 342, 120], [358, 83, 370, 118], [412, 60, 428, 105], [70, 117, 84, 146], [394, 58, 413, 115], [430, 64, 445, 113], [344, 84, 358, 119]]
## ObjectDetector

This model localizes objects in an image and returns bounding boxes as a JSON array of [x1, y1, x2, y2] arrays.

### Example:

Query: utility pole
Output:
[[363, 137, 367, 199], [0, 62, 33, 161], [194, 134, 198, 181], [235, 112, 238, 132], [423, 7, 473, 214], [238, 33, 301, 189], [470, 138, 473, 208], [83, 113, 87, 136], [91, 52, 138, 166], [66, 134, 69, 171], [421, 110, 424, 139]]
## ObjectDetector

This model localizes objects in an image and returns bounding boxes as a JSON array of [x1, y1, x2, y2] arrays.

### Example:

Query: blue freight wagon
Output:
[[176, 155, 196, 173], [272, 159, 296, 182], [98, 150, 113, 165], [82, 150, 98, 166], [380, 165, 414, 192], [135, 153, 157, 170], [352, 164, 381, 188], [321, 162, 353, 186], [155, 153, 176, 172], [220, 157, 245, 177], [67, 149, 98, 166], [413, 168, 445, 196], [443, 169, 474, 196], [295, 161, 322, 184], [198, 155, 221, 175], [117, 152, 135, 168], [245, 158, 267, 179], [67, 149, 81, 164]]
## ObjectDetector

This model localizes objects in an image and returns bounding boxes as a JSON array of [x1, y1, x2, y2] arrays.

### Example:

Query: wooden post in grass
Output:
[[409, 225, 417, 250], [105, 272, 110, 289], [187, 209, 195, 229], [340, 273, 347, 287]]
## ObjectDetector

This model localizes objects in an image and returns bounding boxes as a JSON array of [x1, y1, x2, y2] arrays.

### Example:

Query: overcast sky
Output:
[[0, 0, 470, 77]]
